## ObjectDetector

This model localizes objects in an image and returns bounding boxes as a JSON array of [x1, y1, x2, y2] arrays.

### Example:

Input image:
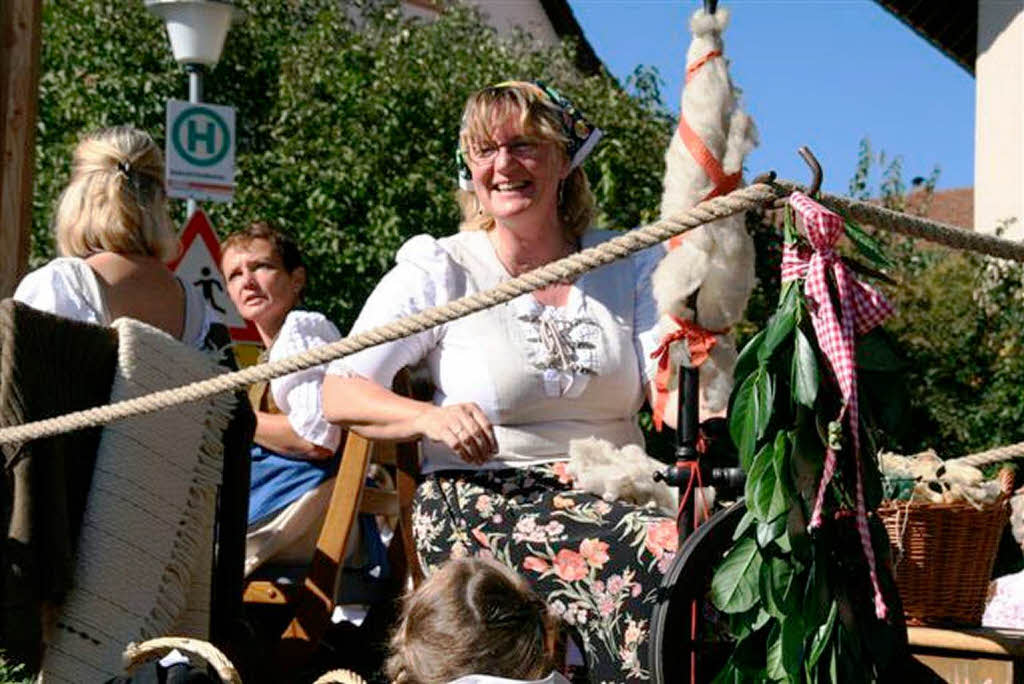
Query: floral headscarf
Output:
[[456, 80, 603, 192]]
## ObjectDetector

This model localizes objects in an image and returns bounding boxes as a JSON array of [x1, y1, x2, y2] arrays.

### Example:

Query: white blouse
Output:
[[269, 310, 342, 452], [330, 230, 664, 474], [13, 256, 213, 351]]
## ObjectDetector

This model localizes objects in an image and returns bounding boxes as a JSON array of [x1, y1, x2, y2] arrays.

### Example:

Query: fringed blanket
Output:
[[0, 300, 119, 671], [40, 318, 237, 682]]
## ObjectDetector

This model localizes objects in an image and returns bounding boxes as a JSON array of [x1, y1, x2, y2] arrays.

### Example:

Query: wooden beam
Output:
[[0, 0, 42, 298]]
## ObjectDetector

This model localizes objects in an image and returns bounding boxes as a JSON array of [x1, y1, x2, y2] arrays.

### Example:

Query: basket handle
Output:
[[312, 669, 368, 684], [121, 637, 242, 684], [998, 467, 1015, 498]]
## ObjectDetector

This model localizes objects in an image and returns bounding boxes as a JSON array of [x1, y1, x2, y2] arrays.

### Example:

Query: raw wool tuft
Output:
[[567, 437, 677, 516], [655, 5, 758, 415], [40, 318, 234, 682]]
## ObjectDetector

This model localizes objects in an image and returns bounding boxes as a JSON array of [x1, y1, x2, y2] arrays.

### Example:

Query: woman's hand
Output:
[[413, 403, 497, 465]]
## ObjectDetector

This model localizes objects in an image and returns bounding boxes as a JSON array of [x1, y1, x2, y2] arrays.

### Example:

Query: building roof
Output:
[[538, 0, 602, 75], [873, 1, 976, 75], [761, 187, 975, 237], [905, 187, 973, 230]]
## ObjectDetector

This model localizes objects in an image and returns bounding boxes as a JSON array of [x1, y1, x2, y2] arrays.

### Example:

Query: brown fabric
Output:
[[0, 299, 119, 670], [245, 348, 279, 415]]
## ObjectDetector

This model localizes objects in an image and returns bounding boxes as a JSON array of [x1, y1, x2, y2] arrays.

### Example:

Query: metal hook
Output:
[[797, 146, 822, 198], [704, 0, 718, 15]]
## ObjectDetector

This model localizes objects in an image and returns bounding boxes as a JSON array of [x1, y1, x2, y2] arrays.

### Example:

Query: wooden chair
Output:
[[241, 376, 423, 678]]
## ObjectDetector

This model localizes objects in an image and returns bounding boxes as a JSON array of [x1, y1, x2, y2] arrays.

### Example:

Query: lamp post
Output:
[[145, 0, 244, 217]]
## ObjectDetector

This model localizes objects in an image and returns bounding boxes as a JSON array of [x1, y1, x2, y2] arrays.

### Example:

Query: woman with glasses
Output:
[[323, 81, 675, 682]]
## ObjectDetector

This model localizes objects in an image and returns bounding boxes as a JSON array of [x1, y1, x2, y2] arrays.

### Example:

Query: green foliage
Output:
[[34, 0, 673, 331], [715, 214, 908, 682], [881, 242, 1024, 455], [0, 653, 30, 684], [841, 140, 1024, 456]]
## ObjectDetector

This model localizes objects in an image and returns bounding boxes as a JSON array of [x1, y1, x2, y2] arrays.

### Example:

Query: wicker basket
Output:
[[878, 488, 1011, 626]]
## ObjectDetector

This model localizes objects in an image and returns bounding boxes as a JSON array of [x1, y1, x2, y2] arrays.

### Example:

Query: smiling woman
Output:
[[321, 81, 678, 682], [219, 221, 345, 576]]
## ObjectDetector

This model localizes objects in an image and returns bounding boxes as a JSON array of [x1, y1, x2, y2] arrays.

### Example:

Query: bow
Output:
[[782, 191, 893, 619], [649, 315, 724, 431]]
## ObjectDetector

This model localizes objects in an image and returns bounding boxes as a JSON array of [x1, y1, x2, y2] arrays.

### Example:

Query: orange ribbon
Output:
[[649, 315, 726, 431], [685, 50, 722, 83], [668, 50, 742, 250]]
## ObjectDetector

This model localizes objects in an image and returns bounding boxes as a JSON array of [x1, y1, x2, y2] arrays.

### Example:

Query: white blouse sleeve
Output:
[[269, 311, 343, 452], [328, 234, 456, 388], [633, 242, 667, 385], [13, 258, 107, 325]]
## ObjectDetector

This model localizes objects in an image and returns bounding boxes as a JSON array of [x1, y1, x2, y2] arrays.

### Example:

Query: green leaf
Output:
[[855, 328, 905, 371], [758, 284, 799, 363], [730, 372, 762, 467], [802, 556, 829, 629], [745, 443, 774, 519], [768, 432, 792, 519], [783, 205, 799, 244], [781, 613, 806, 678], [711, 660, 744, 684], [732, 509, 757, 541], [752, 607, 772, 631], [753, 369, 775, 440], [756, 513, 788, 547], [791, 327, 819, 408], [728, 605, 769, 640], [754, 464, 779, 523], [760, 554, 799, 620], [807, 600, 838, 669], [711, 537, 763, 613], [734, 328, 766, 388], [765, 618, 802, 684], [844, 218, 892, 268]]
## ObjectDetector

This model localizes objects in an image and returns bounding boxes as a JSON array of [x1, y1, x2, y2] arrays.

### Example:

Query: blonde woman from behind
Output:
[[14, 125, 218, 351]]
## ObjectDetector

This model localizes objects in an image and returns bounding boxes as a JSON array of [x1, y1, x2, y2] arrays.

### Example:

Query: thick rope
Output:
[[947, 441, 1024, 469], [775, 180, 1024, 263], [0, 183, 777, 446]]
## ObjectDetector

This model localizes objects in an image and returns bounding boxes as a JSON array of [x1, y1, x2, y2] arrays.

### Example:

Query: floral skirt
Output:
[[412, 463, 678, 684]]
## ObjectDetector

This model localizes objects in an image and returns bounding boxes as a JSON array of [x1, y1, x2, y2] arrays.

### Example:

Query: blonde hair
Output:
[[54, 126, 178, 261], [386, 557, 559, 684], [457, 82, 595, 239]]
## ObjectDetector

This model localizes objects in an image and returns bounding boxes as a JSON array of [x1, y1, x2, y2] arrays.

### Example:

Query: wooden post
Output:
[[0, 0, 42, 298]]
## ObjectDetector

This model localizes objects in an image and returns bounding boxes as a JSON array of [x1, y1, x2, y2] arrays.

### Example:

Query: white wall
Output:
[[975, 2, 1023, 238], [401, 0, 561, 46]]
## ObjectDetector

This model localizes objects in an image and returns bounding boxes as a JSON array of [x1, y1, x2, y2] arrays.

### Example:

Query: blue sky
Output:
[[567, 0, 976, 194]]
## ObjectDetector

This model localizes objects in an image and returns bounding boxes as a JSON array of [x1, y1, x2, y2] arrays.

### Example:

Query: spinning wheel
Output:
[[648, 500, 746, 684], [648, 329, 746, 683]]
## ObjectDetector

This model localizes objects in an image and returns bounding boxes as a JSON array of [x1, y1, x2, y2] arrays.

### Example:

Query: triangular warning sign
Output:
[[169, 210, 261, 343]]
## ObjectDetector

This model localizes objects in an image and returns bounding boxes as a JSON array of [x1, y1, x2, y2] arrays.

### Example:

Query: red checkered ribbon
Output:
[[782, 192, 893, 619], [649, 315, 725, 431]]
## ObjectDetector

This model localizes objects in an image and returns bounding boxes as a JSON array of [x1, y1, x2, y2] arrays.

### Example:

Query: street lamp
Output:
[[145, 0, 244, 216]]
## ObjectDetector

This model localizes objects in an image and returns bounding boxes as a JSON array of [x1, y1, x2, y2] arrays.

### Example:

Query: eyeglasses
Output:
[[465, 137, 545, 165]]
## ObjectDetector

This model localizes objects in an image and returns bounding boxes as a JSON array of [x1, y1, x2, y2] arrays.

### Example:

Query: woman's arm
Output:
[[322, 374, 496, 465], [254, 411, 334, 460]]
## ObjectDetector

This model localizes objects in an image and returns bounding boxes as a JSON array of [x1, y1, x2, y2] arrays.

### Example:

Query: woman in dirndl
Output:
[[323, 81, 678, 683]]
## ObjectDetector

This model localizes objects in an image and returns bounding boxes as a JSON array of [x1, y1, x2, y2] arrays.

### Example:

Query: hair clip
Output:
[[116, 160, 132, 177]]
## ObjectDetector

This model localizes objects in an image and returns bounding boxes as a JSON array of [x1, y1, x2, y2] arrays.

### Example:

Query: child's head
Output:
[[387, 557, 558, 684]]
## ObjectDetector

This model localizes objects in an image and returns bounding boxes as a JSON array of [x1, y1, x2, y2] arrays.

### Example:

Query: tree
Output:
[[34, 0, 674, 331]]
